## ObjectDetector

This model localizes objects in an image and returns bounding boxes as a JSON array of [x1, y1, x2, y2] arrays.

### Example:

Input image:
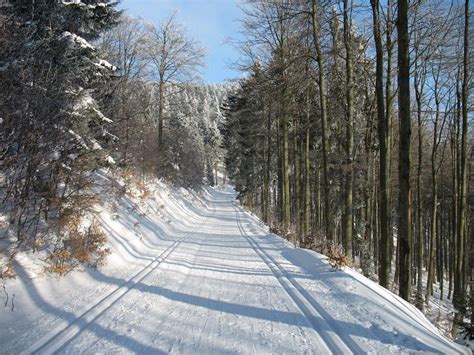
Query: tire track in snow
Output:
[[234, 203, 365, 355], [22, 199, 215, 355]]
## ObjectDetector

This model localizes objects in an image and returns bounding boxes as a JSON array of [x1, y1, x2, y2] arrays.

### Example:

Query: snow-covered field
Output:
[[0, 181, 469, 354]]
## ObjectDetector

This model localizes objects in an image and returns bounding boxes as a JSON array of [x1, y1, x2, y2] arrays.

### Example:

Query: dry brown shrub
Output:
[[117, 169, 150, 200], [0, 253, 16, 279], [326, 244, 352, 270], [270, 224, 285, 236], [269, 224, 352, 270], [46, 218, 110, 276], [307, 236, 352, 271], [126, 181, 150, 200], [136, 181, 150, 200]]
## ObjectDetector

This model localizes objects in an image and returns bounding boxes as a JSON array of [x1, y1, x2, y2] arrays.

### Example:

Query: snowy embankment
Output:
[[0, 176, 469, 354]]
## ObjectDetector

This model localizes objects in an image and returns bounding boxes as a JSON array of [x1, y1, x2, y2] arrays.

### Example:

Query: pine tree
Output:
[[0, 0, 119, 261]]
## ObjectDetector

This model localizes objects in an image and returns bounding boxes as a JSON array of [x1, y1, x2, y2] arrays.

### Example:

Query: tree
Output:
[[144, 14, 205, 151], [223, 0, 473, 336], [0, 0, 119, 268], [311, 0, 332, 241], [453, 0, 470, 335], [397, 0, 413, 301], [370, 0, 391, 288], [342, 0, 354, 258], [98, 15, 149, 168]]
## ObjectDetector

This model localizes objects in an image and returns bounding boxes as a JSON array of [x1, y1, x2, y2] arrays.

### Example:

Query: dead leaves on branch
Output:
[[46, 218, 110, 276]]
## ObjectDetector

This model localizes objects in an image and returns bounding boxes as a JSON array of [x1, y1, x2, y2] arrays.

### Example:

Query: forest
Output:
[[0, 1, 233, 272], [0, 0, 472, 346], [221, 0, 473, 338]]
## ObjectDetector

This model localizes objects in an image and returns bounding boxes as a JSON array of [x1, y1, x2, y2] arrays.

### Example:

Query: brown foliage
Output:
[[326, 245, 352, 270], [47, 218, 110, 276], [0, 254, 16, 279], [307, 236, 352, 270]]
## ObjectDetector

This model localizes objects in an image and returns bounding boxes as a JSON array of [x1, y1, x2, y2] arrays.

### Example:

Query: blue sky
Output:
[[120, 0, 244, 83]]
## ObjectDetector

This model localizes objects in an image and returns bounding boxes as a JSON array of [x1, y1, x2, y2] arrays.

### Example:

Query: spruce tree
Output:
[[0, 0, 119, 259]]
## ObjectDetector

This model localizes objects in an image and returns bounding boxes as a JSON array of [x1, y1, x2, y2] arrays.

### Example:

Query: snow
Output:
[[105, 155, 116, 165], [92, 107, 113, 123], [61, 0, 109, 9], [73, 93, 94, 111], [0, 181, 468, 354], [68, 129, 89, 149], [94, 59, 117, 72], [90, 138, 102, 150], [72, 93, 113, 125], [62, 31, 94, 50]]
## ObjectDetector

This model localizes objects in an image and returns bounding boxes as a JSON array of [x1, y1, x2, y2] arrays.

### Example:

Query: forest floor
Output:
[[0, 178, 469, 354]]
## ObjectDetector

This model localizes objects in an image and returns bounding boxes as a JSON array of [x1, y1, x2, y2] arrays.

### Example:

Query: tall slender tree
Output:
[[453, 0, 470, 334], [311, 0, 332, 241], [370, 0, 390, 288], [397, 0, 413, 301], [342, 0, 354, 258]]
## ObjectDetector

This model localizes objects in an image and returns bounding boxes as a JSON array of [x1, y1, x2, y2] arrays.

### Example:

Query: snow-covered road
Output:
[[1, 186, 468, 354]]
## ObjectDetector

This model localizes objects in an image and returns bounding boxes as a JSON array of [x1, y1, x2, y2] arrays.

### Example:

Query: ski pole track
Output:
[[234, 202, 365, 355], [22, 199, 216, 355]]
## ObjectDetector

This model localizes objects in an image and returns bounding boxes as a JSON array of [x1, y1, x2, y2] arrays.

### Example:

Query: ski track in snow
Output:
[[0, 186, 469, 354], [234, 205, 363, 355], [21, 207, 214, 355]]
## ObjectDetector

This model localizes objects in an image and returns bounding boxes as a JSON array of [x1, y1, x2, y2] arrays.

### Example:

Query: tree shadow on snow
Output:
[[12, 263, 167, 354], [281, 247, 460, 354]]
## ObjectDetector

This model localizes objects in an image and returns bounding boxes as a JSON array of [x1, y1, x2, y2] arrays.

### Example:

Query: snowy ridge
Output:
[[0, 179, 468, 354]]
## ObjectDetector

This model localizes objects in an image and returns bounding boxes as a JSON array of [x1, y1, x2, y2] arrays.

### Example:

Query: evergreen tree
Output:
[[0, 0, 120, 262]]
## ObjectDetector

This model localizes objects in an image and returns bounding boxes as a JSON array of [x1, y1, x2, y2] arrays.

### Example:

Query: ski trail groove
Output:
[[234, 203, 365, 355], [22, 202, 215, 355]]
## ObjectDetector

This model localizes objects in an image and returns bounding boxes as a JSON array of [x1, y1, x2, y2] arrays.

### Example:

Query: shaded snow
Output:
[[0, 181, 468, 354]]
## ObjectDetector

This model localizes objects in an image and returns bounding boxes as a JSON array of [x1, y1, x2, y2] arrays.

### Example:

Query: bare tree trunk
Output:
[[385, 0, 395, 271], [397, 0, 413, 301], [438, 207, 444, 300], [449, 117, 458, 301], [158, 79, 164, 150], [276, 111, 283, 224], [453, 0, 470, 335], [316, 167, 321, 231], [304, 88, 311, 244], [311, 0, 332, 241], [427, 67, 443, 304], [342, 0, 354, 258], [264, 108, 272, 224], [281, 94, 290, 233], [370, 0, 389, 287], [294, 115, 301, 239], [414, 56, 425, 309]]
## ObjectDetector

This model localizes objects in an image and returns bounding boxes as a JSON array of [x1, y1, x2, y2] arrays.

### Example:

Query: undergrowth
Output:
[[46, 215, 110, 276]]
